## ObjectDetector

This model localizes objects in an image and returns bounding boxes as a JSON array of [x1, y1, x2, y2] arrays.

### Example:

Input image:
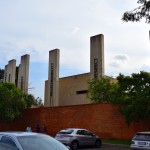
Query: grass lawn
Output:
[[102, 139, 131, 145]]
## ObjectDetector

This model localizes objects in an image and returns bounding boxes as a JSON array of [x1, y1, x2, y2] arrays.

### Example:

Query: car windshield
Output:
[[58, 129, 73, 134], [17, 134, 68, 150], [133, 133, 150, 141]]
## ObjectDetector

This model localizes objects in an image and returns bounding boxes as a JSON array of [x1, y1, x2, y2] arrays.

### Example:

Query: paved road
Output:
[[78, 144, 131, 150]]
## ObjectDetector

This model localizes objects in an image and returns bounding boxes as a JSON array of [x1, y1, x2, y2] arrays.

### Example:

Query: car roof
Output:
[[62, 128, 88, 131], [136, 131, 150, 135], [0, 132, 38, 137]]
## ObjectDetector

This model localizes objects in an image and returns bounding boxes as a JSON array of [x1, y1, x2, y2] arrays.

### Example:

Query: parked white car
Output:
[[55, 128, 102, 150], [0, 132, 70, 150], [131, 131, 150, 149]]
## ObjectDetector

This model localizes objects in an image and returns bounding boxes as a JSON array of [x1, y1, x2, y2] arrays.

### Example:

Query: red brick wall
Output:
[[0, 103, 149, 140]]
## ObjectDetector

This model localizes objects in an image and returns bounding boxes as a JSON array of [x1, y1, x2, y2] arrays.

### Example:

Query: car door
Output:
[[82, 130, 95, 146], [76, 130, 86, 146]]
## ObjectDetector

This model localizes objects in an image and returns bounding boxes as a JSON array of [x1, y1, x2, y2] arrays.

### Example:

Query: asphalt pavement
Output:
[[78, 144, 131, 150]]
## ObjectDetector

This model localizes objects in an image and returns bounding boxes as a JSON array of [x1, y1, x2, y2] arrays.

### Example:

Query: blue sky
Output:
[[0, 0, 150, 100]]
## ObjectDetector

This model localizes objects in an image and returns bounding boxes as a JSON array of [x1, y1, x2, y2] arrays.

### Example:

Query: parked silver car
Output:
[[0, 132, 70, 150], [55, 128, 102, 150], [131, 131, 150, 149]]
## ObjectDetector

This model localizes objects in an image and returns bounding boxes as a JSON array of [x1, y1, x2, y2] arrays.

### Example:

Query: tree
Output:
[[122, 0, 150, 23], [87, 77, 118, 103], [24, 94, 35, 108], [0, 83, 34, 122], [26, 95, 43, 107], [87, 71, 150, 125], [0, 69, 4, 83], [34, 97, 43, 107], [116, 71, 150, 125]]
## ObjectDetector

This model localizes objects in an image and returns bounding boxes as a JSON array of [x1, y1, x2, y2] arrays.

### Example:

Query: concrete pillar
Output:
[[4, 65, 8, 83], [47, 49, 59, 106], [44, 80, 48, 106], [90, 34, 104, 78], [17, 54, 30, 94], [4, 59, 16, 84]]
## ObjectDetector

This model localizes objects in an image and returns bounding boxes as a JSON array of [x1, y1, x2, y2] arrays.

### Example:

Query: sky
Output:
[[0, 0, 150, 100]]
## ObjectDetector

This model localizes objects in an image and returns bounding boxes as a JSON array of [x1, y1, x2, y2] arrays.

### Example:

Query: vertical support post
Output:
[[48, 49, 59, 106], [4, 60, 16, 84], [90, 34, 104, 78], [17, 54, 30, 94]]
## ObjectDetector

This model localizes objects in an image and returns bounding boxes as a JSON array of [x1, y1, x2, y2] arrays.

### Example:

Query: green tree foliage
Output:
[[87, 77, 118, 103], [116, 71, 150, 125], [122, 0, 150, 23], [0, 83, 34, 122], [0, 69, 4, 83], [24, 94, 35, 108], [87, 71, 150, 125], [34, 97, 43, 107], [26, 95, 43, 107]]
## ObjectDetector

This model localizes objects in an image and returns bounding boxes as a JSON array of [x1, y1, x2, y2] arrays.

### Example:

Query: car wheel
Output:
[[95, 139, 101, 148], [71, 140, 78, 150]]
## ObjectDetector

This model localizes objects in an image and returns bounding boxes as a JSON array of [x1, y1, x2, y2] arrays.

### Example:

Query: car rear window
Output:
[[58, 129, 73, 134], [133, 133, 150, 141]]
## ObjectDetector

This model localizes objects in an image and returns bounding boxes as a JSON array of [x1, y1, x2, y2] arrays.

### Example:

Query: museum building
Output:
[[44, 34, 105, 107]]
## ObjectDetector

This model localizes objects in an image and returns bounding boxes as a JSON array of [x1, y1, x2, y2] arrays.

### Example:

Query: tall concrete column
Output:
[[90, 34, 104, 78], [4, 59, 16, 84], [48, 49, 59, 107], [17, 54, 30, 94], [44, 80, 48, 106], [4, 65, 8, 83]]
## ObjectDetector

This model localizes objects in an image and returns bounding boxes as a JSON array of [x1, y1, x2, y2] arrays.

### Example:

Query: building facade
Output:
[[44, 34, 104, 106]]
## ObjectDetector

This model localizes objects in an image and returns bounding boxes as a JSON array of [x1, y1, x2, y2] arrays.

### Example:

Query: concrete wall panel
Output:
[[59, 73, 90, 106]]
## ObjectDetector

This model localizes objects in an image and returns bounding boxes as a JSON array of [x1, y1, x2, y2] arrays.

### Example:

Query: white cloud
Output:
[[72, 27, 80, 34], [114, 54, 128, 62], [0, 0, 150, 99]]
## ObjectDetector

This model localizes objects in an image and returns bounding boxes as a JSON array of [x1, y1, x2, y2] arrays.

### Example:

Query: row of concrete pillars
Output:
[[3, 54, 30, 94]]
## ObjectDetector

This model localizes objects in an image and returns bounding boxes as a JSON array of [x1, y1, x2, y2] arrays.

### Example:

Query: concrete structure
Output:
[[17, 54, 30, 94], [47, 49, 59, 106], [90, 34, 104, 78], [44, 34, 105, 107], [59, 73, 91, 106], [3, 54, 30, 94], [4, 59, 16, 84], [45, 73, 91, 106]]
